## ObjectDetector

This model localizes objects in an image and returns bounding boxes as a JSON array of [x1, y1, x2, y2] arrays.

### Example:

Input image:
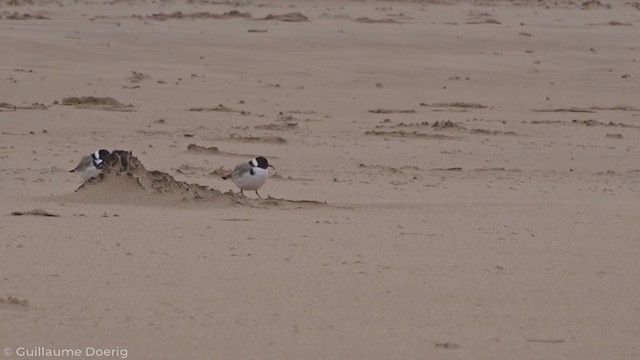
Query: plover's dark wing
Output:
[[221, 163, 242, 180], [231, 162, 252, 182]]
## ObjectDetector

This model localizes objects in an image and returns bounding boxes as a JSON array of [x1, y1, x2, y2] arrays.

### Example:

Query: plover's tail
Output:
[[221, 174, 231, 180]]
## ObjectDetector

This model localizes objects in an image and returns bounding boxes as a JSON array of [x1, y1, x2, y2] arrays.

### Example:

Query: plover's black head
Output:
[[249, 156, 273, 169], [92, 149, 111, 169], [92, 149, 111, 161]]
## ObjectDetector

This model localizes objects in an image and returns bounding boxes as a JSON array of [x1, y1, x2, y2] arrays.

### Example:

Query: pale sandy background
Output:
[[1, 0, 639, 358]]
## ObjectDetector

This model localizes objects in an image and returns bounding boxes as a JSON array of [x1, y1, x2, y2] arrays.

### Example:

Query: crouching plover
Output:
[[70, 149, 111, 180], [222, 156, 274, 199]]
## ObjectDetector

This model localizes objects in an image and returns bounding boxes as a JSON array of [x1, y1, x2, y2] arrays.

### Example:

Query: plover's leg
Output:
[[240, 189, 244, 197], [255, 190, 263, 199]]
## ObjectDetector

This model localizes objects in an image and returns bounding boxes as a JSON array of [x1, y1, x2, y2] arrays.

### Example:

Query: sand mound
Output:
[[68, 150, 229, 205], [64, 151, 325, 209]]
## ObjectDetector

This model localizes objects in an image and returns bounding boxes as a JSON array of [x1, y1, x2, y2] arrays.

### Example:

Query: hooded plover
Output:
[[70, 149, 111, 180], [222, 156, 274, 199]]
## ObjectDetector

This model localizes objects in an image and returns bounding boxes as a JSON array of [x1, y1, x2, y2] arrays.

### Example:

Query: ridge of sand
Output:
[[59, 151, 324, 209]]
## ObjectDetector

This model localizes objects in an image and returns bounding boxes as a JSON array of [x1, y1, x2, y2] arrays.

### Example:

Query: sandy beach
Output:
[[1, 0, 639, 358]]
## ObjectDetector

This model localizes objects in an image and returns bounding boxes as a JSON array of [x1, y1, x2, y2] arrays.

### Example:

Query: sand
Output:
[[1, 0, 639, 358]]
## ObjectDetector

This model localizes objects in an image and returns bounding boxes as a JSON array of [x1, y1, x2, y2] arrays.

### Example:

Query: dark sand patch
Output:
[[58, 96, 135, 112], [571, 119, 640, 128], [0, 296, 29, 309], [605, 133, 623, 139], [369, 108, 417, 114], [186, 143, 220, 154], [365, 130, 461, 140], [356, 17, 399, 24], [421, 102, 489, 109], [376, 120, 518, 136], [0, 102, 47, 111], [533, 107, 597, 113], [2, 11, 49, 20], [225, 134, 287, 143], [11, 208, 60, 217], [590, 105, 640, 111], [132, 10, 250, 21], [255, 122, 298, 131], [259, 12, 308, 22], [174, 164, 210, 175], [188, 104, 248, 115]]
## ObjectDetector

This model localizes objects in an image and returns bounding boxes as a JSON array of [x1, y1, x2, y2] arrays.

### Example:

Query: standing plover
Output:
[[70, 149, 111, 180], [222, 156, 274, 198]]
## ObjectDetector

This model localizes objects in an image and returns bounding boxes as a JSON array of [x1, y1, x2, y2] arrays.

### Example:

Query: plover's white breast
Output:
[[232, 167, 268, 191], [78, 164, 102, 180]]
